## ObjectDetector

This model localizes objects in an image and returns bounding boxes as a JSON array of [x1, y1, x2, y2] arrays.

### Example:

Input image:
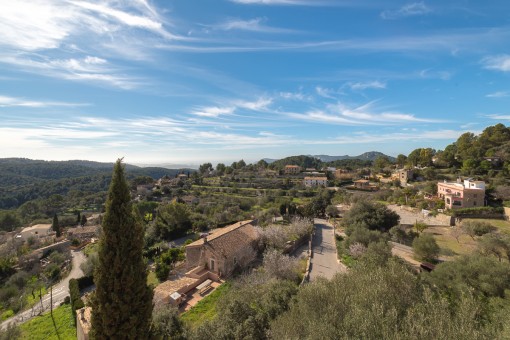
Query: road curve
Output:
[[1, 249, 86, 330]]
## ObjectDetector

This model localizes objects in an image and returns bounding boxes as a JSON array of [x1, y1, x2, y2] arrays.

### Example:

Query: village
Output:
[[1, 146, 509, 339]]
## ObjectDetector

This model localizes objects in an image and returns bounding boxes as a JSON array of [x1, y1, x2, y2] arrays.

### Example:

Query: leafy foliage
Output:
[[412, 233, 440, 262]]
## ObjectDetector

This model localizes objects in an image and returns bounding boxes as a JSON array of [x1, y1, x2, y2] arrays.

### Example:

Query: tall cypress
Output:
[[91, 159, 152, 339], [52, 214, 61, 238]]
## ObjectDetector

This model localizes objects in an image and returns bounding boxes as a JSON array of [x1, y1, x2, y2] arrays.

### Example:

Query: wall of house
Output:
[[185, 247, 202, 270], [505, 207, 510, 221]]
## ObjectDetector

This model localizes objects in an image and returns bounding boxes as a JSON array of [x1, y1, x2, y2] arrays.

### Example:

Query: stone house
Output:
[[284, 165, 301, 175], [185, 220, 259, 278]]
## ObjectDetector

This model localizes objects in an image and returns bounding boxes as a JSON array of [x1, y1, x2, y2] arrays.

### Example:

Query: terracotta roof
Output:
[[154, 276, 198, 295], [304, 177, 328, 180], [285, 165, 300, 168], [186, 220, 255, 247], [69, 226, 98, 235]]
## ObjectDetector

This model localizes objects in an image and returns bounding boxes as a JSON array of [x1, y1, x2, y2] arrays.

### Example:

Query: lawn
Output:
[[180, 282, 231, 329], [20, 303, 76, 340], [426, 226, 478, 258]]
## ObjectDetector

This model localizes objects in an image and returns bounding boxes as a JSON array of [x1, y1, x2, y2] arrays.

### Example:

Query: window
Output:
[[210, 259, 215, 271]]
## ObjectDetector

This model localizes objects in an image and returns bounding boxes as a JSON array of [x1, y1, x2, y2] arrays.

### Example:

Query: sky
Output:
[[1, 0, 510, 166]]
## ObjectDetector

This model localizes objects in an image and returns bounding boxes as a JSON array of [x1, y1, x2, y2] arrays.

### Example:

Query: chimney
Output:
[[456, 177, 461, 184]]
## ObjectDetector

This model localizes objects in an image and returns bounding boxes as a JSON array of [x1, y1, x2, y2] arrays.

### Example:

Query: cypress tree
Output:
[[52, 214, 61, 238], [91, 159, 153, 339]]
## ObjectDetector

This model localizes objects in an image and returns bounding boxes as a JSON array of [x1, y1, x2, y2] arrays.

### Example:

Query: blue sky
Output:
[[1, 0, 510, 166]]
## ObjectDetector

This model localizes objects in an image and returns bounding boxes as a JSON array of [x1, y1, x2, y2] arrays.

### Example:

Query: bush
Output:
[[412, 233, 440, 262], [69, 278, 84, 322], [452, 206, 504, 217]]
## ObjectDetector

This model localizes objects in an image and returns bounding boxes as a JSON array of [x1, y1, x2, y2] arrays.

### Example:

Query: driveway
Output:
[[387, 204, 450, 226], [1, 249, 86, 329], [309, 219, 346, 281]]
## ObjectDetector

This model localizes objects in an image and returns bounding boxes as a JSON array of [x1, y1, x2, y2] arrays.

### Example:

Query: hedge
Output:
[[451, 206, 504, 217], [69, 278, 84, 324]]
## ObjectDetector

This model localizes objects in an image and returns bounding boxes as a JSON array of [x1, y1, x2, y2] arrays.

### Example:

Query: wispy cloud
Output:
[[481, 55, 510, 72], [210, 17, 296, 34], [348, 81, 386, 90], [381, 2, 432, 20], [0, 95, 88, 108], [486, 114, 510, 120], [229, 0, 324, 5], [191, 106, 235, 118], [282, 101, 444, 126], [0, 54, 141, 89], [486, 91, 510, 98], [0, 0, 182, 89], [190, 97, 272, 118]]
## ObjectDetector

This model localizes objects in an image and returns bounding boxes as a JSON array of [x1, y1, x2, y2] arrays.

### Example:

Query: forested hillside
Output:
[[0, 158, 191, 209]]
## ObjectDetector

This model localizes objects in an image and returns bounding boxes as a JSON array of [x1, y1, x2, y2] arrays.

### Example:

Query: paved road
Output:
[[309, 219, 346, 281], [1, 250, 86, 329]]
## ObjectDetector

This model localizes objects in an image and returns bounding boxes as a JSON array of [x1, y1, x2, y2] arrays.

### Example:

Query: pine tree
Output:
[[76, 211, 81, 224], [51, 214, 61, 238], [91, 159, 153, 339]]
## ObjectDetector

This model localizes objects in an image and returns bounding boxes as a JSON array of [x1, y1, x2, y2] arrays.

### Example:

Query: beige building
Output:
[[437, 179, 485, 209], [284, 165, 301, 175], [304, 176, 328, 187], [392, 169, 414, 185], [334, 168, 355, 180], [185, 220, 259, 278]]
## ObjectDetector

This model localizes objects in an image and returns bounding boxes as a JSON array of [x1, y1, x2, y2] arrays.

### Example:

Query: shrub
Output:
[[412, 233, 440, 262]]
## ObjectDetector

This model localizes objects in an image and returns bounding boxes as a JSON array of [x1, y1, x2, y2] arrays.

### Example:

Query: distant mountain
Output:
[[313, 151, 395, 162]]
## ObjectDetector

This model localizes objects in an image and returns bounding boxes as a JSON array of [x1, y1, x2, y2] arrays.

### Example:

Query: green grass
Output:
[[1, 309, 14, 320], [180, 282, 231, 328], [20, 303, 76, 340], [83, 243, 98, 256], [26, 286, 48, 308], [147, 271, 160, 289]]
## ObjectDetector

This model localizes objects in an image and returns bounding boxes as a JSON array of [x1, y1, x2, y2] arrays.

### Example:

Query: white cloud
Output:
[[0, 95, 87, 108], [283, 101, 444, 125], [348, 81, 386, 90], [0, 0, 182, 88], [315, 86, 339, 99], [279, 91, 310, 101], [487, 114, 510, 120], [482, 55, 510, 72], [486, 91, 510, 98], [230, 0, 319, 5], [191, 106, 235, 118], [381, 2, 431, 20], [0, 55, 140, 89], [212, 17, 295, 34], [236, 98, 273, 110]]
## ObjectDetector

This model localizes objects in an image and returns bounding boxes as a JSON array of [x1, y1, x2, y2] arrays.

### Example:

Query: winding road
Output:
[[1, 249, 86, 330]]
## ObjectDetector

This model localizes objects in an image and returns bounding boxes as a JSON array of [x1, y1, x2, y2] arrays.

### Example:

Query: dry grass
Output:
[[425, 226, 478, 258]]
